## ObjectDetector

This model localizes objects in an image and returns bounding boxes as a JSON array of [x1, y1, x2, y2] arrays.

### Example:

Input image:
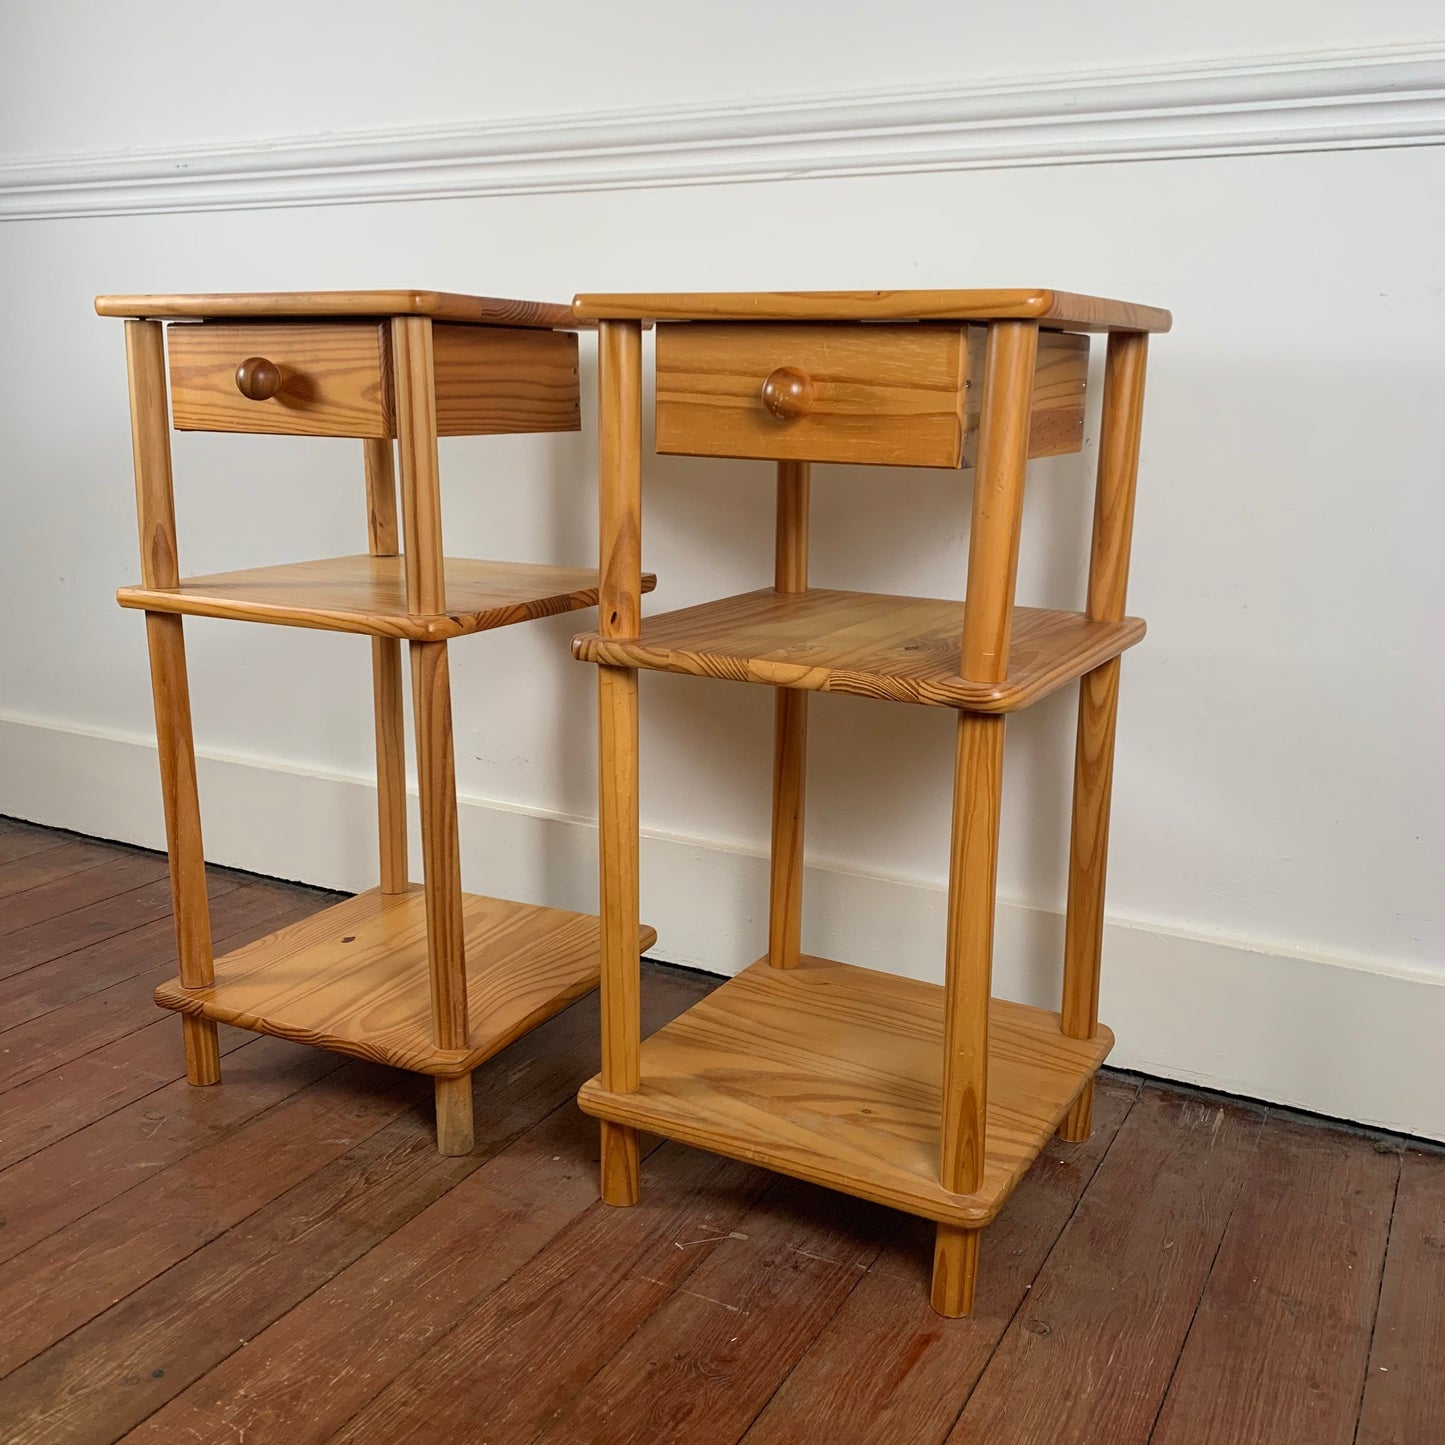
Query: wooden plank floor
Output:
[[0, 816, 1439, 1445]]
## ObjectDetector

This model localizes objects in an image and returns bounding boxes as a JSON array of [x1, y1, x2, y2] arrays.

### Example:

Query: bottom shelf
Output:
[[577, 954, 1111, 1226], [156, 887, 657, 1077]]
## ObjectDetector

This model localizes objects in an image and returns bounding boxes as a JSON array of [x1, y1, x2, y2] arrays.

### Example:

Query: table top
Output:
[[572, 288, 1171, 333], [94, 290, 576, 328]]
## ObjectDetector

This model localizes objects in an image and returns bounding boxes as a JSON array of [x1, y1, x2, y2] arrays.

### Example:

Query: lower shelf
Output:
[[577, 954, 1111, 1226], [156, 887, 657, 1077]]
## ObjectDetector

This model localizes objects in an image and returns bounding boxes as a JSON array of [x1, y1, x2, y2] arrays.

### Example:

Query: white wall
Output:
[[2, 2, 1443, 1136]]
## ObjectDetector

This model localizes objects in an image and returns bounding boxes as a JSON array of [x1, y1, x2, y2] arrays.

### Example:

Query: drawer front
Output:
[[168, 322, 391, 437], [432, 324, 579, 436], [656, 323, 968, 468], [656, 323, 1089, 469]]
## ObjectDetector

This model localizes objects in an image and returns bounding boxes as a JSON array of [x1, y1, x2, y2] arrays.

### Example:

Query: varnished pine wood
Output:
[[430, 323, 580, 436], [390, 310, 468, 1120], [433, 1075, 474, 1156], [1059, 660, 1120, 1046], [154, 886, 656, 1075], [768, 461, 809, 970], [939, 713, 1005, 1198], [961, 328, 1088, 466], [596, 319, 646, 1205], [168, 322, 393, 438], [960, 320, 1040, 682], [573, 289, 1159, 1316], [598, 664, 641, 1205], [410, 642, 466, 1053], [124, 321, 180, 591], [774, 459, 810, 593], [656, 323, 969, 468], [98, 290, 576, 328], [362, 437, 400, 555], [1060, 331, 1149, 1137], [574, 288, 1172, 333], [393, 316, 445, 615], [125, 320, 219, 1086], [573, 587, 1143, 712], [120, 554, 657, 640], [233, 355, 282, 402], [598, 320, 644, 638], [931, 1224, 980, 1317], [1086, 332, 1150, 621], [656, 323, 1087, 469], [363, 439, 408, 896], [577, 955, 1111, 1228]]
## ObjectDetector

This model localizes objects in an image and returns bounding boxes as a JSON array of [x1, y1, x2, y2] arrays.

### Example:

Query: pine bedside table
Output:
[[96, 289, 657, 1156], [568, 288, 1170, 1315]]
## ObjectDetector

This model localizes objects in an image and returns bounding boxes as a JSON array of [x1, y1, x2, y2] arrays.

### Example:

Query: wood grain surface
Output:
[[573, 587, 1143, 712], [578, 954, 1111, 1227], [430, 322, 580, 435], [167, 321, 392, 438], [655, 322, 1086, 469], [573, 288, 1172, 332], [1, 823, 1439, 1445], [97, 290, 576, 327], [119, 553, 657, 640], [153, 886, 657, 1077]]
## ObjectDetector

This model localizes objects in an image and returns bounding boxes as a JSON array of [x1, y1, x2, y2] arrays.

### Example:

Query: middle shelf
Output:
[[573, 587, 1144, 711], [155, 887, 658, 1076], [119, 554, 658, 640]]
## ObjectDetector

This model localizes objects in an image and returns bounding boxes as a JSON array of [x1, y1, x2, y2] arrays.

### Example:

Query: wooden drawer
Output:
[[431, 324, 579, 436], [168, 322, 392, 438], [655, 323, 1088, 468], [167, 321, 579, 439]]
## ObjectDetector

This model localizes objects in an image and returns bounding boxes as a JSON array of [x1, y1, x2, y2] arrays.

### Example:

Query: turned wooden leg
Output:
[[939, 714, 1006, 1202], [1060, 1080, 1095, 1143], [1059, 331, 1148, 1140], [768, 459, 810, 970], [594, 319, 646, 1207], [411, 640, 469, 1154], [181, 1015, 221, 1088], [768, 688, 808, 968], [434, 1074, 475, 1156], [932, 1223, 981, 1317], [1059, 657, 1123, 1143], [600, 1121, 640, 1206], [146, 612, 220, 1087], [598, 664, 641, 1205]]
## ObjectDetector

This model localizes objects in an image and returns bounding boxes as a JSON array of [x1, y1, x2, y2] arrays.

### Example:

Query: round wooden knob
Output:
[[234, 356, 282, 401], [760, 366, 815, 421]]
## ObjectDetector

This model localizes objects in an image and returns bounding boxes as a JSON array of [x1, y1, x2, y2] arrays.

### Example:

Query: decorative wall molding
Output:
[[2, 45, 1443, 220], [3, 711, 1442, 1141]]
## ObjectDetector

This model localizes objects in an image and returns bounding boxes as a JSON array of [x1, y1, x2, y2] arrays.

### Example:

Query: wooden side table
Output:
[[96, 289, 656, 1156], [569, 288, 1170, 1315]]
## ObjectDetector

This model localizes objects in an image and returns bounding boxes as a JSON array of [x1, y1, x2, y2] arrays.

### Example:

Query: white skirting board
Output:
[[3, 710, 1440, 1142]]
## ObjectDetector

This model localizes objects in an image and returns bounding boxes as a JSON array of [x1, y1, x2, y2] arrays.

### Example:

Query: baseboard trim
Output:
[[2, 711, 1440, 1141], [3, 44, 1443, 220]]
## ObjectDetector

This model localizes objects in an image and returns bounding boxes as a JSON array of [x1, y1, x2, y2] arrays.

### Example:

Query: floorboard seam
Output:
[[737, 1208, 904, 1442], [0, 855, 125, 910], [310, 1126, 681, 1445], [0, 1041, 344, 1268], [0, 860, 167, 934], [1350, 1148, 1404, 1445], [935, 1077, 1147, 1443], [1142, 1103, 1270, 1444]]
